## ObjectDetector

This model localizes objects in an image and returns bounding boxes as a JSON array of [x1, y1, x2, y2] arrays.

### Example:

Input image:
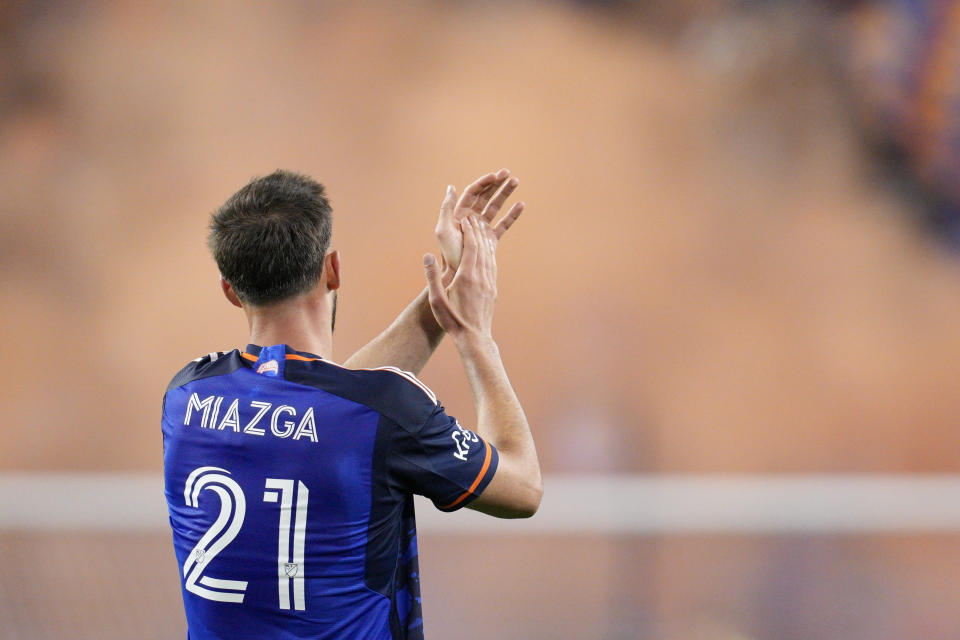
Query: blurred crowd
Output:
[[844, 0, 960, 246], [566, 0, 960, 248], [6, 0, 960, 247]]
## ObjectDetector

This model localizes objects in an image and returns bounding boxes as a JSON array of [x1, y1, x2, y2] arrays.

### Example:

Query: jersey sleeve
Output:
[[389, 404, 499, 512]]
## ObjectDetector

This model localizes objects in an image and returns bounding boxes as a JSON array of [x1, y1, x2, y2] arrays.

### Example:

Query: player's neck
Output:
[[245, 295, 334, 360]]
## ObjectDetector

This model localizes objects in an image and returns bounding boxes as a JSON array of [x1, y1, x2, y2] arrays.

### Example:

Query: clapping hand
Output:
[[424, 215, 499, 339], [435, 169, 524, 282]]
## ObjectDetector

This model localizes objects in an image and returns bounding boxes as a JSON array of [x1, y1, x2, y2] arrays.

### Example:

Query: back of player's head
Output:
[[208, 170, 332, 306]]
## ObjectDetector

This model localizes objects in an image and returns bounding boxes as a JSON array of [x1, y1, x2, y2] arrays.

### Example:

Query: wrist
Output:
[[452, 329, 498, 356], [416, 288, 446, 339]]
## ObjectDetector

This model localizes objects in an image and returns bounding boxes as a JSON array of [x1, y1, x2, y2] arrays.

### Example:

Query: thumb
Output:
[[439, 185, 456, 220], [423, 254, 444, 299]]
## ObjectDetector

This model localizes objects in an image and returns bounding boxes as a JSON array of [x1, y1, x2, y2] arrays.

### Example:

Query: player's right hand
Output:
[[424, 215, 498, 340]]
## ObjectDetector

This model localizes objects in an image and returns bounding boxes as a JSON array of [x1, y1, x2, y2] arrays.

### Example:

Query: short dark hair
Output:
[[208, 170, 332, 306]]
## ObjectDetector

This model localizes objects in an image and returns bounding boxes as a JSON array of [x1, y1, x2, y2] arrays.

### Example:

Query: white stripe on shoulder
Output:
[[374, 366, 439, 405], [320, 360, 439, 405], [193, 350, 230, 364]]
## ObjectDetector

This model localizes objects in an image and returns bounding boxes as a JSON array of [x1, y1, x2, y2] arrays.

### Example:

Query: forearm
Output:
[[343, 288, 444, 374], [454, 333, 540, 481]]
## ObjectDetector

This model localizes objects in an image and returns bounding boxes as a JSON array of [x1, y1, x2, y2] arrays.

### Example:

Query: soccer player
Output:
[[161, 169, 542, 639]]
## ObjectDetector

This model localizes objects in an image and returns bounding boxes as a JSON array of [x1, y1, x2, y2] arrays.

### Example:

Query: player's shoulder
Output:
[[289, 360, 441, 429], [166, 349, 243, 392], [356, 365, 438, 405]]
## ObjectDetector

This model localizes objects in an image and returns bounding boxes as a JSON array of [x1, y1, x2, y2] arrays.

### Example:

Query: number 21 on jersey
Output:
[[182, 467, 309, 611]]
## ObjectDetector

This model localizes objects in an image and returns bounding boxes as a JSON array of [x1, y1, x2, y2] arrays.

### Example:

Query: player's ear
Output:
[[220, 276, 243, 308], [324, 250, 341, 291]]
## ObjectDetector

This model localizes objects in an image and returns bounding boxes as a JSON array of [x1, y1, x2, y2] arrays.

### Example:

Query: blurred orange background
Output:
[[4, 1, 960, 638]]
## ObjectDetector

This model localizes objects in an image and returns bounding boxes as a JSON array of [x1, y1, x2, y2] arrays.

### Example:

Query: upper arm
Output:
[[381, 370, 541, 518], [389, 405, 541, 518], [389, 406, 499, 512]]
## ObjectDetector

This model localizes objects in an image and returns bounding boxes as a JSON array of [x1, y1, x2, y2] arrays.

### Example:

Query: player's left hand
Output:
[[424, 215, 499, 340], [435, 169, 524, 282]]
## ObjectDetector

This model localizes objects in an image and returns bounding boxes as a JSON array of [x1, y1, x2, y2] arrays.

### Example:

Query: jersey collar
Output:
[[243, 344, 324, 361]]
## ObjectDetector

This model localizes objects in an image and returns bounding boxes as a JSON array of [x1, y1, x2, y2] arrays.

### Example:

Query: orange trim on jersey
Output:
[[285, 353, 320, 361], [439, 439, 492, 510], [241, 352, 321, 362]]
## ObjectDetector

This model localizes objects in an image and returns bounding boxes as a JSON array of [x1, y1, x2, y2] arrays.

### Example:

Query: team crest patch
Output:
[[284, 562, 299, 577], [257, 360, 279, 375]]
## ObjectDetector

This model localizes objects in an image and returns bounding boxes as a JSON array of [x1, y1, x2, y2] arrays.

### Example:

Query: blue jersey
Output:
[[162, 344, 499, 640]]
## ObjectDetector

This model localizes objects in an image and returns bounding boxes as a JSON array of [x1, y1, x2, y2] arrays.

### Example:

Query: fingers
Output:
[[473, 216, 487, 284], [478, 218, 498, 289], [493, 201, 524, 239], [485, 220, 499, 254], [458, 215, 479, 274], [457, 172, 498, 214], [462, 216, 497, 293], [482, 177, 519, 223], [457, 168, 510, 217], [475, 168, 511, 214]]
